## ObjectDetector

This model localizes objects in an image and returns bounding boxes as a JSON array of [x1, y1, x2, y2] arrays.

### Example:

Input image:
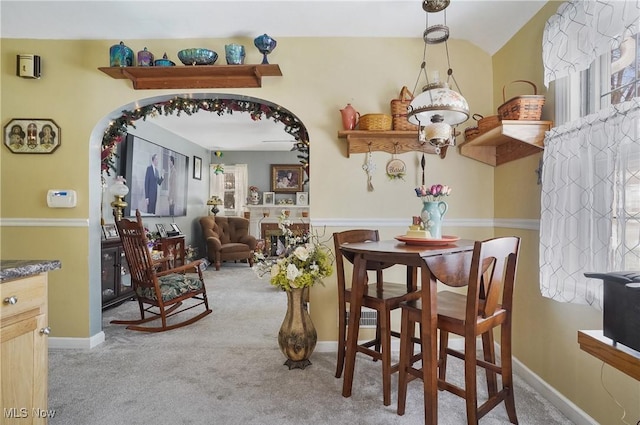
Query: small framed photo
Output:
[[170, 223, 182, 234], [296, 192, 308, 206], [271, 164, 305, 193], [102, 224, 119, 240], [263, 192, 275, 205], [4, 118, 61, 154], [193, 156, 202, 180], [156, 223, 168, 238]]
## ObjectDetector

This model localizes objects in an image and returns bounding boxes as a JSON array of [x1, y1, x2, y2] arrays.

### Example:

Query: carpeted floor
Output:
[[48, 263, 574, 425]]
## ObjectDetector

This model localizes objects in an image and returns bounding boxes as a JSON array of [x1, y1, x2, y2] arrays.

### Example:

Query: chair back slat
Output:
[[333, 229, 380, 292], [115, 210, 159, 290]]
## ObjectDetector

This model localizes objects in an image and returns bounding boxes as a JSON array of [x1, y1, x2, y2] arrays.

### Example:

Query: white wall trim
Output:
[[493, 218, 540, 231], [49, 331, 105, 350], [0, 218, 89, 227], [311, 218, 538, 231]]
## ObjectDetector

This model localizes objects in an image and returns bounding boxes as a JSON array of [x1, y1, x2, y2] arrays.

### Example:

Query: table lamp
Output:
[[207, 196, 223, 216], [110, 176, 129, 222]]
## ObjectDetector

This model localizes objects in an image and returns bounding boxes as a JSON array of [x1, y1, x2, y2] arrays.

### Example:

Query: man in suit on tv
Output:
[[145, 153, 164, 214]]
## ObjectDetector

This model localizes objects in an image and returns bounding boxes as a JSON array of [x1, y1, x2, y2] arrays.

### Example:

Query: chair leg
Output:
[[396, 310, 413, 416], [464, 336, 479, 425], [438, 330, 449, 383], [501, 322, 518, 424], [335, 308, 347, 378], [380, 308, 392, 406], [481, 331, 498, 397], [374, 310, 382, 359]]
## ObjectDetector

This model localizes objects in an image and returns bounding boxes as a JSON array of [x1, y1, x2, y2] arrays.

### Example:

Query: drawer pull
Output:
[[3, 296, 18, 305], [40, 327, 51, 336]]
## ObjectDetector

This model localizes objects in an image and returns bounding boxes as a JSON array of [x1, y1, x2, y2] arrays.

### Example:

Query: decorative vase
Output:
[[109, 41, 134, 67], [137, 47, 154, 66], [253, 34, 277, 64], [340, 103, 360, 130], [249, 190, 260, 205], [278, 287, 317, 370], [225, 44, 246, 65], [420, 201, 448, 239]]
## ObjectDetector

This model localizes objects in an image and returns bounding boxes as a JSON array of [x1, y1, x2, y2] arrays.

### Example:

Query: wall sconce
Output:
[[110, 176, 129, 221], [16, 54, 41, 79], [207, 196, 223, 216]]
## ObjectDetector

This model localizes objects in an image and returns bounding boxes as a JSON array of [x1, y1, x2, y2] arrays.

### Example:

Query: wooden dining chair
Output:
[[397, 236, 521, 424], [333, 229, 420, 406], [112, 210, 212, 332]]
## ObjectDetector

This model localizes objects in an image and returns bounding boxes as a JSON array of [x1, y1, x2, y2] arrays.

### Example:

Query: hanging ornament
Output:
[[362, 144, 376, 192], [386, 143, 406, 181], [213, 164, 224, 175], [214, 151, 223, 157], [421, 152, 427, 186]]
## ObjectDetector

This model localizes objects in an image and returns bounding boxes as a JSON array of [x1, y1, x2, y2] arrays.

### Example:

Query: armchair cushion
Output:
[[137, 274, 205, 302], [199, 216, 257, 270]]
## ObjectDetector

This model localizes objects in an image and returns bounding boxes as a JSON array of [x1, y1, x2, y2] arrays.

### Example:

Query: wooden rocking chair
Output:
[[112, 210, 212, 332]]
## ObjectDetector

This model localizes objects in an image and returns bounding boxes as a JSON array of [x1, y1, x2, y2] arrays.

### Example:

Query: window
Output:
[[210, 164, 247, 216]]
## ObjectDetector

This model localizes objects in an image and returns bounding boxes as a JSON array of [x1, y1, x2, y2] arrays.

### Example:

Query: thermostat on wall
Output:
[[47, 190, 77, 208]]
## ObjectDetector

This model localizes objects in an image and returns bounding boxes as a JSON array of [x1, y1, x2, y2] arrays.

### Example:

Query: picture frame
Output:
[[156, 223, 168, 238], [193, 156, 202, 180], [4, 118, 61, 154], [271, 164, 305, 193], [296, 192, 308, 206], [170, 223, 182, 234], [263, 191, 275, 205], [102, 224, 119, 240], [121, 134, 189, 218]]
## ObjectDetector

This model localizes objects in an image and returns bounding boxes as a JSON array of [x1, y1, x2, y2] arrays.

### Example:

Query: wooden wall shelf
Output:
[[98, 64, 282, 90], [578, 330, 640, 381], [457, 120, 553, 166], [337, 130, 446, 159]]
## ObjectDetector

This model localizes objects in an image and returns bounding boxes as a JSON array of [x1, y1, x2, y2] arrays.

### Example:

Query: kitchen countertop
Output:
[[0, 260, 62, 282]]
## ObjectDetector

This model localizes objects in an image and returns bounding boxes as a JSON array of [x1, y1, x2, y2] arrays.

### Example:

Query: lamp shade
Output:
[[207, 196, 223, 206], [407, 82, 469, 126], [109, 176, 129, 197], [423, 115, 452, 144]]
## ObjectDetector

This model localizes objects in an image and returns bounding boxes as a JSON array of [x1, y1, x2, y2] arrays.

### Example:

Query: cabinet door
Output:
[[117, 248, 132, 295], [101, 246, 118, 304], [1, 314, 49, 425]]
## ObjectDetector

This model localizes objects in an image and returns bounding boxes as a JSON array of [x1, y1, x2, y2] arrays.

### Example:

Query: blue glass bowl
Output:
[[177, 48, 218, 66]]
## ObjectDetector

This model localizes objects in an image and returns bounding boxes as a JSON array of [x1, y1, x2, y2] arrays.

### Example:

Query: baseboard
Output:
[[316, 338, 597, 425], [49, 331, 105, 350]]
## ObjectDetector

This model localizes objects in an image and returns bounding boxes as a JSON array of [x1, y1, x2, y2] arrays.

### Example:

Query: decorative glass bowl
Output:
[[177, 48, 218, 66]]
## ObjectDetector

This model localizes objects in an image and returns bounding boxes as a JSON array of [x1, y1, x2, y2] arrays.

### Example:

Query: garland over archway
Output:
[[101, 96, 310, 175]]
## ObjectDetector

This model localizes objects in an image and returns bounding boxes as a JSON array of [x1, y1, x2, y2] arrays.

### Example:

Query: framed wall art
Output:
[[4, 118, 61, 154], [193, 156, 202, 180], [271, 164, 304, 193], [263, 192, 275, 205], [296, 192, 308, 206], [102, 224, 119, 240]]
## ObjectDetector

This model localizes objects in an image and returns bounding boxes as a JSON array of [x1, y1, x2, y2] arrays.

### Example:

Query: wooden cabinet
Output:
[[0, 273, 50, 424], [156, 235, 186, 268], [457, 120, 552, 166], [337, 130, 446, 158], [101, 239, 133, 309], [98, 64, 282, 90]]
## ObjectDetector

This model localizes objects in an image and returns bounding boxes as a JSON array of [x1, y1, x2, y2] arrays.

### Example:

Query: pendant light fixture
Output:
[[407, 0, 469, 155]]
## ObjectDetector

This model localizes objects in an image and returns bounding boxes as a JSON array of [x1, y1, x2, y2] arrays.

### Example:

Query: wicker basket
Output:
[[497, 80, 545, 120], [464, 113, 483, 141], [359, 114, 393, 131], [478, 114, 501, 133], [390, 86, 418, 131]]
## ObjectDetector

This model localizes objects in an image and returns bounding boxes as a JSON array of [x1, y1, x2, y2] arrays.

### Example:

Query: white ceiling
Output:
[[1, 0, 549, 151]]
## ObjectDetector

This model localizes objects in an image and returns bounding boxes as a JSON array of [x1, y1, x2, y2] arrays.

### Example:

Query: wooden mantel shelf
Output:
[[337, 130, 446, 159], [457, 120, 553, 166], [578, 330, 640, 381], [98, 64, 282, 90]]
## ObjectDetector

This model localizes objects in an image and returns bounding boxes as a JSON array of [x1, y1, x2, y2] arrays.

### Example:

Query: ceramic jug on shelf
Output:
[[340, 103, 360, 131]]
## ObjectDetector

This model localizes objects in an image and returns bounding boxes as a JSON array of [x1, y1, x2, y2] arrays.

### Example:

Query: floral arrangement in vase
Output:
[[414, 183, 452, 201], [253, 211, 333, 291]]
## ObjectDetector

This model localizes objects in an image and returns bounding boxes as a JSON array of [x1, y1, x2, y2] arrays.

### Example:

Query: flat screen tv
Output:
[[121, 134, 189, 217]]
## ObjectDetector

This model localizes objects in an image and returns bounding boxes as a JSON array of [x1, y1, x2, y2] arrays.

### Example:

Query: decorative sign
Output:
[[386, 158, 406, 180], [4, 118, 61, 154]]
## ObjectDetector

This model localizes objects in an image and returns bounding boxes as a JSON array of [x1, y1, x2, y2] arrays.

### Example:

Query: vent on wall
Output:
[[345, 307, 377, 328]]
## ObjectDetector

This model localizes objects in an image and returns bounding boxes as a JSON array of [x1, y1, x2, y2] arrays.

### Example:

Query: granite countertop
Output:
[[0, 260, 62, 282]]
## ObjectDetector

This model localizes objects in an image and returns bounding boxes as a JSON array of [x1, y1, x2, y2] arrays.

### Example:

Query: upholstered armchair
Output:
[[199, 216, 257, 271]]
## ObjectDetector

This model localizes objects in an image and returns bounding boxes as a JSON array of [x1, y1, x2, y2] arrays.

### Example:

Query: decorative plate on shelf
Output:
[[394, 235, 460, 246]]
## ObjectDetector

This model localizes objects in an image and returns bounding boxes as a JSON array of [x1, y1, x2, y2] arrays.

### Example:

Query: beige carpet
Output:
[[48, 263, 574, 425]]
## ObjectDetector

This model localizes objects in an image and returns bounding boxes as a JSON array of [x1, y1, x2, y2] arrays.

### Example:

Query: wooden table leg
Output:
[[342, 252, 367, 398], [419, 265, 438, 425]]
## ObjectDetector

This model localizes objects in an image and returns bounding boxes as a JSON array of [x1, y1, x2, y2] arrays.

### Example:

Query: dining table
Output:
[[339, 238, 476, 424]]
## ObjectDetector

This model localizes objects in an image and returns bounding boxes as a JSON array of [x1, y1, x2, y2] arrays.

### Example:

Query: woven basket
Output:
[[359, 114, 393, 131], [390, 86, 418, 131], [497, 80, 545, 120], [478, 114, 501, 133], [464, 113, 483, 141]]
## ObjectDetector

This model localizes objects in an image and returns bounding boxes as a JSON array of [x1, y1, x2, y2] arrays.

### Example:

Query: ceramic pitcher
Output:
[[420, 201, 448, 239], [340, 103, 360, 130]]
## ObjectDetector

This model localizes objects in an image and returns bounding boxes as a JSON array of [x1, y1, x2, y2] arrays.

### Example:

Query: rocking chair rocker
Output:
[[112, 210, 212, 332]]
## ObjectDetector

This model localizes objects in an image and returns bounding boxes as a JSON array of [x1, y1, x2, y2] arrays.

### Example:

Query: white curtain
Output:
[[539, 99, 640, 308], [543, 0, 640, 87]]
